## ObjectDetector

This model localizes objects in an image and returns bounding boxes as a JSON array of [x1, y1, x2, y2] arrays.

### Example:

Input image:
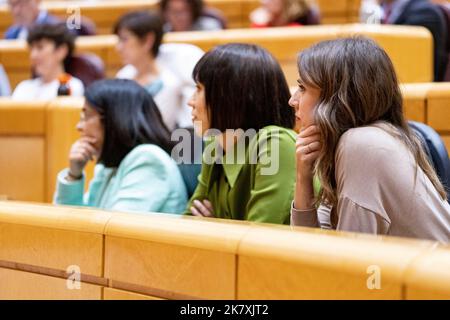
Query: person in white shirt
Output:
[[12, 23, 84, 100], [0, 64, 11, 96], [113, 11, 204, 131]]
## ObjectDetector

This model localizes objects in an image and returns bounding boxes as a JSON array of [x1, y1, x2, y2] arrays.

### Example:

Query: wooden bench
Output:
[[401, 83, 450, 156], [0, 0, 362, 37], [0, 24, 433, 90], [0, 200, 448, 299], [0, 79, 448, 203], [0, 97, 93, 203]]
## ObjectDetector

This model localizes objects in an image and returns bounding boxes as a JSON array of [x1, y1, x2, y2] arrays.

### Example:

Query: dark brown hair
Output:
[[160, 0, 204, 22], [27, 23, 75, 71], [85, 79, 174, 168], [113, 11, 163, 57], [193, 43, 295, 132]]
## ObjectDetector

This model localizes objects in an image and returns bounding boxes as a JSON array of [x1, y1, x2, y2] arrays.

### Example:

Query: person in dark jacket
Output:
[[5, 0, 59, 40], [380, 0, 448, 81]]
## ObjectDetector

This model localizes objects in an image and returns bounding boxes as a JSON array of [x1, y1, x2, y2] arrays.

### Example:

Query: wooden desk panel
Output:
[[237, 225, 435, 299], [0, 267, 102, 300]]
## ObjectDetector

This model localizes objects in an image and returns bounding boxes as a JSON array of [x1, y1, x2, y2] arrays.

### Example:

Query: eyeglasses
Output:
[[79, 110, 102, 122]]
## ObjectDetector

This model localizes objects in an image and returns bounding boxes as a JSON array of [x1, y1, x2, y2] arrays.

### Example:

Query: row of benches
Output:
[[0, 81, 448, 204], [0, 200, 448, 299], [0, 0, 362, 36], [0, 24, 434, 90]]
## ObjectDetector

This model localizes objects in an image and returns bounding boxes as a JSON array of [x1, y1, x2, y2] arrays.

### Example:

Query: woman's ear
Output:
[[143, 33, 155, 53], [55, 43, 69, 64]]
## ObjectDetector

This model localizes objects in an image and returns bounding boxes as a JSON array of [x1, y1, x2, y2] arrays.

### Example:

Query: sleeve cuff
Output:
[[53, 168, 85, 205], [290, 201, 319, 227]]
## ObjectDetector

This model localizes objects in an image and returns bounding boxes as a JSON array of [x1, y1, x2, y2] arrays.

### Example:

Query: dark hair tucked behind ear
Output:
[[193, 43, 295, 131], [85, 79, 174, 168], [113, 11, 163, 57], [27, 23, 75, 71]]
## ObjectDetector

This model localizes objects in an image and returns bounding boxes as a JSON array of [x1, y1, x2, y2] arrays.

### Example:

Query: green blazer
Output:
[[54, 144, 188, 214], [184, 125, 297, 224]]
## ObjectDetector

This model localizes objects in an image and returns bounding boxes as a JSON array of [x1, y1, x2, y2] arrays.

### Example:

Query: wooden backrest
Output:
[[0, 200, 449, 299], [0, 24, 433, 90], [401, 83, 450, 156], [0, 97, 94, 203], [0, 0, 362, 37], [0, 99, 46, 202]]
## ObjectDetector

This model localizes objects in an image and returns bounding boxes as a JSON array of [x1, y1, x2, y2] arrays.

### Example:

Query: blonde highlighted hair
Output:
[[297, 37, 447, 223]]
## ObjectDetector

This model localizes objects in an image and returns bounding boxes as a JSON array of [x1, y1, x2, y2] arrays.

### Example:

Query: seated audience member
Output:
[[114, 11, 204, 131], [290, 37, 450, 242], [379, 0, 448, 81], [5, 0, 58, 40], [160, 0, 225, 32], [54, 79, 188, 214], [4, 0, 96, 39], [12, 24, 84, 100], [250, 0, 320, 28], [0, 64, 11, 96], [185, 43, 297, 224]]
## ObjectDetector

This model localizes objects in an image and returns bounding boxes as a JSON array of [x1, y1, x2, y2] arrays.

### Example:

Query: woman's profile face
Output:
[[164, 0, 194, 32], [30, 39, 67, 80], [76, 102, 104, 158], [116, 28, 151, 66], [289, 77, 321, 130], [188, 82, 210, 136]]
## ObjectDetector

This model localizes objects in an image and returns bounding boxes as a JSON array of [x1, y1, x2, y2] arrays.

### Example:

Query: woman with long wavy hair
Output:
[[289, 37, 450, 241]]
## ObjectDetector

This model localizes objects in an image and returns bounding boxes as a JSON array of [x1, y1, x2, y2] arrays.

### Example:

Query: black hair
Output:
[[192, 43, 295, 131], [27, 23, 75, 71], [113, 11, 163, 57], [160, 0, 204, 22], [84, 79, 174, 168]]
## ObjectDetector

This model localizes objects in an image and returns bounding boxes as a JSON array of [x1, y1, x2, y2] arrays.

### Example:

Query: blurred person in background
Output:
[[5, 0, 58, 39], [114, 11, 204, 131], [0, 64, 11, 96], [250, 0, 320, 28], [160, 0, 225, 32], [360, 0, 447, 81], [12, 23, 84, 100]]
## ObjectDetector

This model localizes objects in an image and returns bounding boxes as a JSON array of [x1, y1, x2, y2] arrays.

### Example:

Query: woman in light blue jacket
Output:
[[54, 79, 187, 214], [0, 64, 10, 96]]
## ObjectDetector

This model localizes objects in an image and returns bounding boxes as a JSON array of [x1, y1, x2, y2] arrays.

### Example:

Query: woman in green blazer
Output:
[[54, 79, 188, 214], [185, 43, 297, 224]]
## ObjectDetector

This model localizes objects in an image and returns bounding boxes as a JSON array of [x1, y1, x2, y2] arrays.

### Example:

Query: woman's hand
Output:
[[190, 199, 215, 218], [68, 137, 98, 179], [296, 125, 322, 180], [294, 125, 321, 211]]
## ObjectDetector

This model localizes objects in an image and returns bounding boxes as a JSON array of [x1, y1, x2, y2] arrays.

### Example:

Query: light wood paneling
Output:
[[0, 201, 111, 277], [105, 213, 252, 299], [0, 267, 102, 300], [0, 0, 361, 37], [404, 247, 450, 300], [427, 83, 450, 132], [0, 99, 46, 135], [0, 24, 433, 91], [0, 137, 45, 202], [103, 287, 164, 300], [237, 225, 436, 300]]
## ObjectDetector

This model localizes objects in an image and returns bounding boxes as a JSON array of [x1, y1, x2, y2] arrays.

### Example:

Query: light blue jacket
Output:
[[54, 144, 188, 214]]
